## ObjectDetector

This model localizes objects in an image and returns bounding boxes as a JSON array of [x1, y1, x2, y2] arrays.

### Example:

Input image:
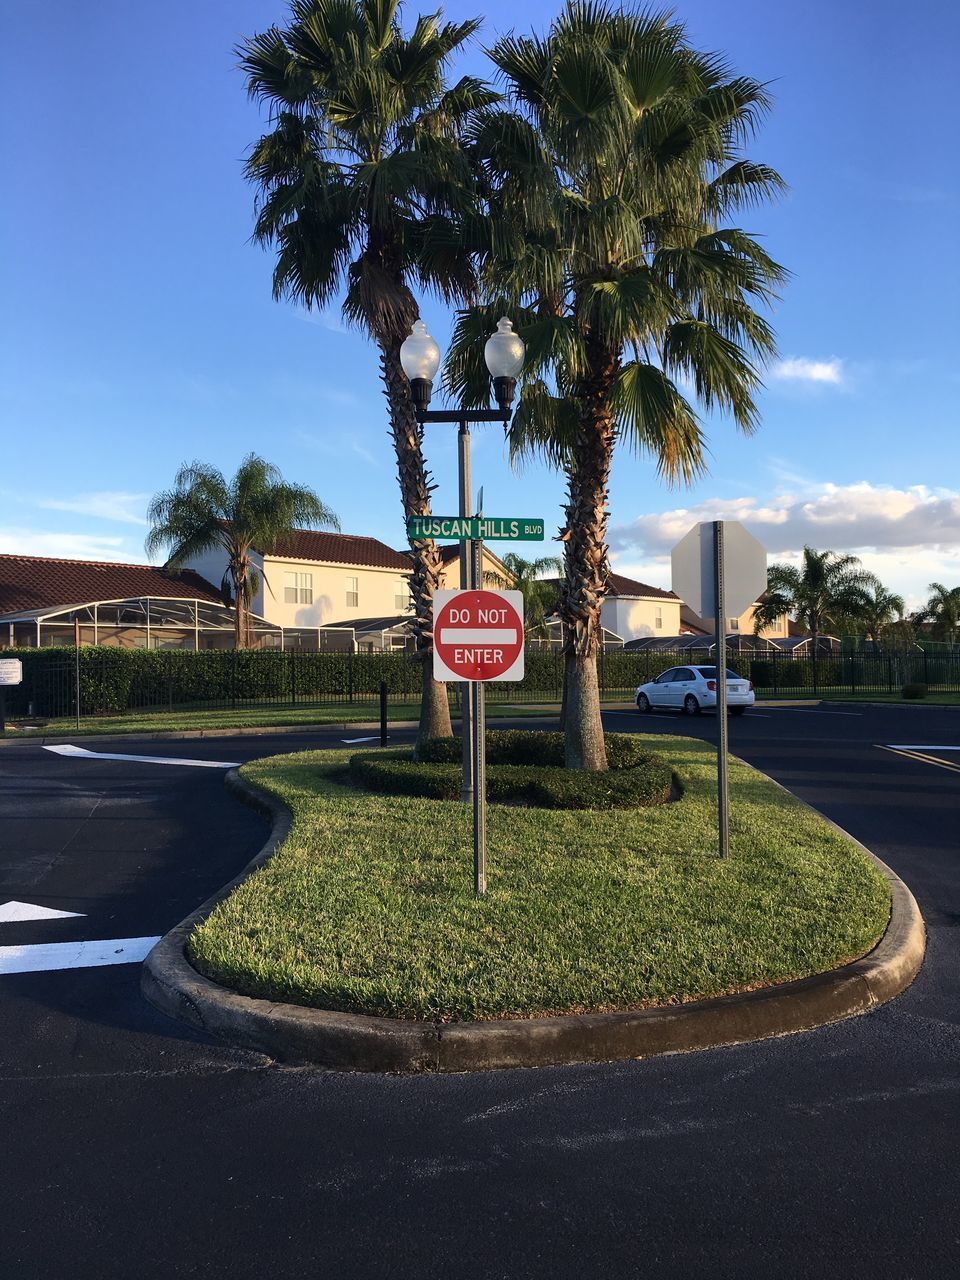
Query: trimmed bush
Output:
[[349, 745, 675, 810], [901, 683, 927, 700], [417, 729, 650, 770]]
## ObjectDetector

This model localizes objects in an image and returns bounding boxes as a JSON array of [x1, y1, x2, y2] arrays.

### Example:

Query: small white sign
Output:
[[0, 658, 23, 687]]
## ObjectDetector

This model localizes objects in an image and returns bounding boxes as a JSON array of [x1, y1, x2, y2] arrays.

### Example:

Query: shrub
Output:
[[901, 683, 927, 700], [418, 729, 649, 770], [349, 746, 675, 810]]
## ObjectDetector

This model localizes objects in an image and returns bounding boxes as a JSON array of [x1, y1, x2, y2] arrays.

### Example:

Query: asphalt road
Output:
[[1, 705, 958, 1279]]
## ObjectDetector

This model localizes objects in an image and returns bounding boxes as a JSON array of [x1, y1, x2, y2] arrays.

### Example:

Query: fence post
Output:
[[231, 649, 237, 710], [348, 651, 354, 704], [290, 648, 297, 706], [380, 680, 388, 746]]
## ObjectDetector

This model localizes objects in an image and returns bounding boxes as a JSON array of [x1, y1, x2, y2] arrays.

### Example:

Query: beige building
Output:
[[680, 597, 789, 639]]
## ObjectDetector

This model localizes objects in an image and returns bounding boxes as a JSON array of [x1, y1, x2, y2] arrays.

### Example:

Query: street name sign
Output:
[[671, 521, 767, 619], [408, 516, 544, 541], [433, 589, 524, 683], [0, 659, 22, 686]]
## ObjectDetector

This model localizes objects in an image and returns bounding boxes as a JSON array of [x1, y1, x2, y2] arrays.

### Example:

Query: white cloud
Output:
[[771, 357, 844, 385], [38, 491, 149, 525], [0, 528, 136, 562], [608, 481, 960, 611]]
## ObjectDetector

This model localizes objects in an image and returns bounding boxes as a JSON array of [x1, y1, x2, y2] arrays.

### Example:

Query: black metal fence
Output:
[[3, 645, 959, 723]]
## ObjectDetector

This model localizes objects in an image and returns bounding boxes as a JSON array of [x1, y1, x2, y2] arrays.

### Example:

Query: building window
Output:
[[729, 617, 740, 631], [395, 580, 412, 611], [655, 607, 663, 629], [345, 576, 359, 609], [284, 571, 313, 605]]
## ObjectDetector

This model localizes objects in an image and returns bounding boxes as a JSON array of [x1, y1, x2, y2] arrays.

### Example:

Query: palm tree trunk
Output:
[[559, 333, 619, 771], [379, 336, 452, 751]]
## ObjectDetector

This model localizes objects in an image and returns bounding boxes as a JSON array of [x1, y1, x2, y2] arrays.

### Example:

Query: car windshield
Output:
[[696, 667, 741, 680]]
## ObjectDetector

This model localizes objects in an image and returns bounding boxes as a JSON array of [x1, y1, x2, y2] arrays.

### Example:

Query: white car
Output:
[[635, 665, 755, 716]]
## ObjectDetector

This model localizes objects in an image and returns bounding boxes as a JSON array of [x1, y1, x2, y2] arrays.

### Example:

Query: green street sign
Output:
[[408, 516, 545, 542]]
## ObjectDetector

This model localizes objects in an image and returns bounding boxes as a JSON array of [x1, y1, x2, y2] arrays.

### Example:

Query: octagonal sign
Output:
[[433, 589, 524, 682], [671, 521, 768, 619]]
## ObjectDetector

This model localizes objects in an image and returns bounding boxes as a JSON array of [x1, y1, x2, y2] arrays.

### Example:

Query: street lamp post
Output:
[[400, 317, 525, 806]]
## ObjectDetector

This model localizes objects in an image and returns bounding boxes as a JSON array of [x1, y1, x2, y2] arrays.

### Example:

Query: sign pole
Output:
[[74, 616, 82, 731], [457, 420, 474, 806], [471, 533, 487, 896], [713, 520, 730, 859]]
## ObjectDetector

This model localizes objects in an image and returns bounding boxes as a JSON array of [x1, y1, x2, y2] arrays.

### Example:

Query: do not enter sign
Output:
[[433, 589, 524, 682]]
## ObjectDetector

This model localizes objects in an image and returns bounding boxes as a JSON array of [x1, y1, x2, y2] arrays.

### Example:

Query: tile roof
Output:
[[265, 530, 411, 570], [607, 572, 678, 600], [0, 554, 223, 618]]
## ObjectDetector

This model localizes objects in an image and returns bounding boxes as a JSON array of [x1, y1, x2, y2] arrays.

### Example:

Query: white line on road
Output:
[[886, 745, 960, 751], [0, 936, 160, 975], [765, 708, 863, 716], [0, 900, 85, 923], [341, 735, 380, 743], [43, 745, 240, 768]]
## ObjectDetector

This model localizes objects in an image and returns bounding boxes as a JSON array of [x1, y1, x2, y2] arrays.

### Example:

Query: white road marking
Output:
[[765, 708, 863, 716], [341, 735, 380, 743], [43, 744, 239, 768], [886, 744, 960, 752], [0, 900, 85, 923], [0, 936, 160, 975]]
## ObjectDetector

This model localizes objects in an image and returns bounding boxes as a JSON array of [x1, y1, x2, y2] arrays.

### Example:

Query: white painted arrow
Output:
[[43, 744, 240, 768], [0, 936, 160, 975], [0, 900, 86, 923]]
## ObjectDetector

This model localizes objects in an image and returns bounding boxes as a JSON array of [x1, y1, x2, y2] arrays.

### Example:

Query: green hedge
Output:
[[418, 729, 652, 770], [349, 732, 676, 811]]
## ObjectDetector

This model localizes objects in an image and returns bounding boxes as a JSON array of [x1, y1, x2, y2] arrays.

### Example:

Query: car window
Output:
[[655, 669, 676, 683], [696, 667, 741, 680], [675, 668, 695, 681]]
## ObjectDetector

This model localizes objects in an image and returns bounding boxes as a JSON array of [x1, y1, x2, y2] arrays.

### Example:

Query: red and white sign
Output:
[[433, 589, 524, 682]]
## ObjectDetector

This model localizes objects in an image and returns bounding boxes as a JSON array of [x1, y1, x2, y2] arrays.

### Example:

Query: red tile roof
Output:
[[265, 530, 411, 570], [607, 572, 678, 601], [0, 554, 223, 617]]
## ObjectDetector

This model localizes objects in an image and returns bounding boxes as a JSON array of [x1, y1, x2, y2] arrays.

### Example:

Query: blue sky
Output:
[[2, 0, 958, 610]]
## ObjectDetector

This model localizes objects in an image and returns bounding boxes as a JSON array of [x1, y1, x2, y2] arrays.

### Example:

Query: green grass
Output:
[[188, 736, 891, 1022], [0, 700, 559, 739]]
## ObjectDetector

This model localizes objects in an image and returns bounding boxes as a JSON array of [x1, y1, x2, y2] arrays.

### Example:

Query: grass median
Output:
[[188, 735, 890, 1022]]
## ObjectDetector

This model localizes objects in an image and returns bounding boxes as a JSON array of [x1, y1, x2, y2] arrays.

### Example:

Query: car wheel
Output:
[[683, 694, 701, 716], [730, 706, 747, 716], [637, 693, 651, 714]]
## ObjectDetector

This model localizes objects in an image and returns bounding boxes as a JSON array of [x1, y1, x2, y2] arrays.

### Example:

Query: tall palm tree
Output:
[[448, 2, 786, 768], [486, 552, 563, 640], [239, 0, 494, 748], [752, 548, 874, 655], [146, 454, 338, 649], [916, 582, 960, 643]]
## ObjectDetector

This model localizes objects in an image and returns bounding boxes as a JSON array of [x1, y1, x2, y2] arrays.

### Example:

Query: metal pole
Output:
[[472, 532, 487, 896], [74, 617, 81, 731], [713, 521, 729, 859], [458, 419, 474, 805]]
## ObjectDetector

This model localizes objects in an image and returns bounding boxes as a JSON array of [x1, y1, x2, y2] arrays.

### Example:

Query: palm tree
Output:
[[486, 552, 563, 640], [448, 2, 786, 768], [916, 582, 960, 643], [239, 0, 494, 748], [854, 579, 905, 649], [752, 548, 874, 655], [145, 454, 338, 649]]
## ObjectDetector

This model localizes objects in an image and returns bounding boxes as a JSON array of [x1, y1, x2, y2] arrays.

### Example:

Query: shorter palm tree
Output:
[[752, 547, 873, 654], [854, 580, 905, 649], [916, 582, 960, 643], [146, 454, 338, 649], [486, 552, 563, 641]]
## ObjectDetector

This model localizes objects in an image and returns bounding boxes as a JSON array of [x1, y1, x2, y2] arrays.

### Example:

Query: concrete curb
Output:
[[0, 721, 419, 747], [142, 773, 926, 1074]]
